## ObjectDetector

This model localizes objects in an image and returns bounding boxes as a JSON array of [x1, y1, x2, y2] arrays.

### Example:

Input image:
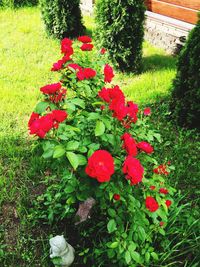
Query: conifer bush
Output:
[[95, 0, 146, 73], [171, 17, 200, 129], [0, 0, 38, 7], [40, 0, 85, 39]]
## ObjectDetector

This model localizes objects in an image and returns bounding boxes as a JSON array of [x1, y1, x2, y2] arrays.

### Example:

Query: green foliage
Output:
[[171, 17, 200, 129], [39, 0, 85, 39], [0, 0, 38, 7], [95, 0, 146, 72]]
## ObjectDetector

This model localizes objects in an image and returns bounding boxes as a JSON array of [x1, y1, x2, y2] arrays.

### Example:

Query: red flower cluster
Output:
[[122, 156, 144, 185], [150, 185, 156, 190], [51, 54, 72, 72], [153, 164, 169, 176], [137, 141, 154, 154], [78, 36, 92, 43], [121, 133, 137, 156], [145, 196, 159, 212], [166, 200, 172, 208], [144, 107, 151, 116], [28, 110, 67, 138], [85, 150, 115, 183], [98, 86, 139, 125], [113, 194, 120, 201], [61, 38, 73, 55], [77, 68, 96, 81], [100, 48, 106, 55], [159, 188, 169, 195], [81, 43, 94, 51], [104, 64, 114, 83], [40, 83, 67, 103], [67, 64, 96, 81]]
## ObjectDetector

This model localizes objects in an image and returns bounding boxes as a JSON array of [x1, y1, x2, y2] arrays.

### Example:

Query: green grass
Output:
[[0, 7, 199, 267]]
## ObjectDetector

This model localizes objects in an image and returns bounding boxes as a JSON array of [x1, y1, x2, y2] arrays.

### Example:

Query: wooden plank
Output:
[[158, 0, 200, 10], [146, 0, 198, 24]]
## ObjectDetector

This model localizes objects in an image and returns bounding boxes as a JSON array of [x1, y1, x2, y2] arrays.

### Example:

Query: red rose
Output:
[[40, 83, 61, 95], [83, 68, 96, 79], [76, 69, 85, 81], [52, 110, 68, 123], [126, 101, 138, 124], [150, 185, 156, 190], [145, 196, 159, 212], [51, 59, 64, 72], [98, 87, 111, 103], [61, 38, 73, 55], [104, 64, 114, 83], [76, 68, 96, 81], [137, 141, 154, 154], [110, 98, 127, 121], [61, 54, 72, 63], [68, 63, 82, 71], [78, 35, 92, 43], [159, 188, 169, 195], [85, 150, 115, 183], [113, 194, 120, 201], [100, 48, 106, 55], [153, 164, 169, 176], [165, 200, 172, 208], [39, 114, 54, 132], [121, 133, 137, 156], [122, 156, 144, 185], [108, 85, 125, 101], [28, 112, 39, 127], [160, 221, 164, 227], [144, 107, 151, 116], [49, 88, 67, 103], [81, 43, 94, 51]]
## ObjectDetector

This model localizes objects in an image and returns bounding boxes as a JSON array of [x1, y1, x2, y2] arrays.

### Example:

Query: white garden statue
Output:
[[49, 235, 75, 267]]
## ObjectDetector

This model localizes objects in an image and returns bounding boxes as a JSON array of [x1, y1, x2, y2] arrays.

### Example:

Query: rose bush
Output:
[[29, 36, 176, 266]]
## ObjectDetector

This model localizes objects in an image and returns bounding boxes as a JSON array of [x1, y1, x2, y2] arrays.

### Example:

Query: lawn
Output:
[[0, 7, 199, 267]]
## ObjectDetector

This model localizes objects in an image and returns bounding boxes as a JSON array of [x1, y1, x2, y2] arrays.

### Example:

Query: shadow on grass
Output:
[[143, 54, 177, 72]]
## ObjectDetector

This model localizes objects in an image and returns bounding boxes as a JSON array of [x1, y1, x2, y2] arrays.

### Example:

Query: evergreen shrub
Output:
[[95, 0, 146, 73], [0, 0, 38, 7], [171, 17, 200, 129], [40, 0, 85, 39]]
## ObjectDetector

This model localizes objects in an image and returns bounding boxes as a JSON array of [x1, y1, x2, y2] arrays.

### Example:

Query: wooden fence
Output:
[[145, 0, 200, 24]]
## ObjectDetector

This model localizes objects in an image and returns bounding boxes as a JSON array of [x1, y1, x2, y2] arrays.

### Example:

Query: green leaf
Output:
[[87, 112, 100, 121], [53, 145, 65, 158], [145, 252, 150, 263], [77, 154, 87, 166], [125, 251, 131, 264], [151, 252, 158, 261], [130, 251, 141, 263], [42, 148, 54, 159], [71, 98, 85, 109], [35, 102, 49, 114], [95, 121, 105, 136], [109, 241, 119, 249], [107, 219, 117, 233], [64, 185, 75, 194], [108, 208, 117, 218], [66, 141, 80, 151], [66, 102, 76, 111], [66, 152, 79, 170], [138, 226, 146, 242], [128, 243, 136, 252]]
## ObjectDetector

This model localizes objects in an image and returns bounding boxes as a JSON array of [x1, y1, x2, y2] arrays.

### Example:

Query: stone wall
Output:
[[80, 4, 194, 55], [145, 11, 194, 54]]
